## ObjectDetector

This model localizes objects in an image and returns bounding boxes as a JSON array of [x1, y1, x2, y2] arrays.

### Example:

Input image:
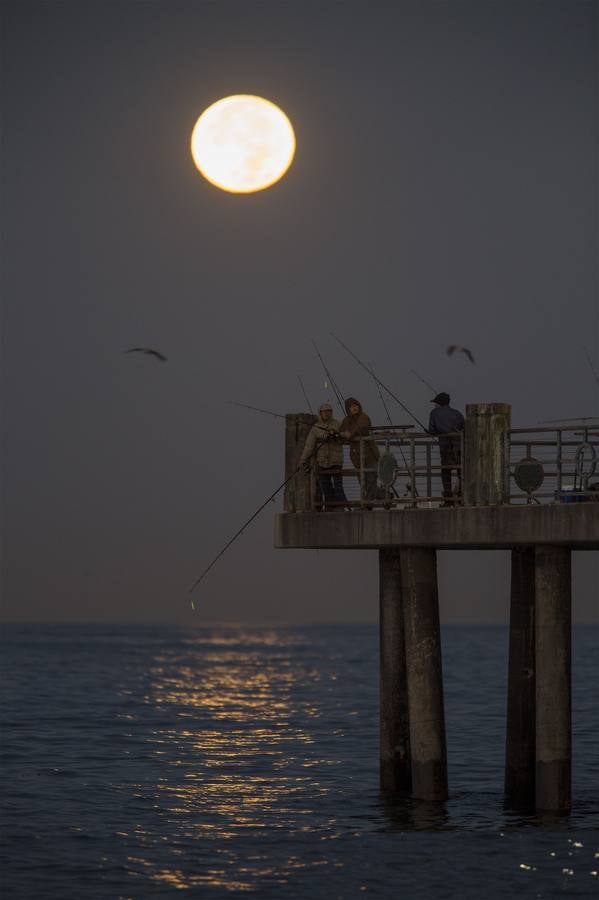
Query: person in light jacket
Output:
[[299, 402, 346, 510]]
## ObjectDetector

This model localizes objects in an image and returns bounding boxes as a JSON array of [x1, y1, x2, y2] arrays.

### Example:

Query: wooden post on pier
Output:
[[284, 413, 316, 512], [379, 549, 411, 793], [505, 546, 536, 807], [401, 547, 448, 801], [535, 545, 571, 813], [463, 403, 511, 506]]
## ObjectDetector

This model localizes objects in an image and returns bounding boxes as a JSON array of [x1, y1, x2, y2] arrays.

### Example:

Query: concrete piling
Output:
[[400, 547, 448, 801], [379, 549, 411, 793], [505, 546, 536, 807], [535, 545, 571, 813]]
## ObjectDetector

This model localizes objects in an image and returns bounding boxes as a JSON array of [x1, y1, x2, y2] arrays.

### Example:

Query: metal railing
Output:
[[505, 426, 599, 505], [308, 427, 464, 510], [304, 425, 599, 510]]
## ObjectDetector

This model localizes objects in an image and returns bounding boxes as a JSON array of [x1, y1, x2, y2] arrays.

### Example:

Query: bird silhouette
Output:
[[124, 347, 167, 362], [447, 345, 475, 364]]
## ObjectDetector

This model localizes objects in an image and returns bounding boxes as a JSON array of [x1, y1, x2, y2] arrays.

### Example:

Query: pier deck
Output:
[[275, 503, 599, 550]]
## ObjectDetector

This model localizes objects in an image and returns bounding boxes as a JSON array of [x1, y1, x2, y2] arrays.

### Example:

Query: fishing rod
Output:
[[539, 416, 599, 424], [369, 362, 410, 497], [188, 470, 296, 604], [582, 346, 599, 389], [188, 434, 333, 605], [298, 375, 313, 414], [312, 339, 345, 417], [331, 333, 427, 431], [227, 400, 285, 420], [370, 360, 394, 426], [410, 369, 438, 396]]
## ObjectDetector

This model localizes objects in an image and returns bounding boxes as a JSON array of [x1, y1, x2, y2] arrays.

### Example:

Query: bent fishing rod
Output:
[[188, 434, 333, 606], [312, 339, 345, 417], [331, 333, 427, 431]]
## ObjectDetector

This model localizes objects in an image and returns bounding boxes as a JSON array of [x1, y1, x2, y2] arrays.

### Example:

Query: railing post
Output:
[[284, 413, 316, 512], [503, 431, 510, 501], [360, 436, 365, 506], [410, 436, 416, 507], [556, 430, 562, 496], [463, 403, 512, 506], [426, 442, 432, 502]]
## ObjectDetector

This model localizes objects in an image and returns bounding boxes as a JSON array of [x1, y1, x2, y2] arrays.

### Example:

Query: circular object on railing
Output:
[[377, 452, 398, 487], [514, 457, 544, 494], [575, 442, 597, 479]]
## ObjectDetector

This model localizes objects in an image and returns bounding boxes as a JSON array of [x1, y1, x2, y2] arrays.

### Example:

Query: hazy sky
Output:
[[2, 0, 597, 625]]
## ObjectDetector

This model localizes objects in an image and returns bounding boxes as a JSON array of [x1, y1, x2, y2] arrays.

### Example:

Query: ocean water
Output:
[[1, 623, 597, 899]]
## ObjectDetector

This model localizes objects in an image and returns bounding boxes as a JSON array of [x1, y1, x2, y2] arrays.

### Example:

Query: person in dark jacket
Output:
[[339, 397, 379, 504], [428, 392, 465, 505]]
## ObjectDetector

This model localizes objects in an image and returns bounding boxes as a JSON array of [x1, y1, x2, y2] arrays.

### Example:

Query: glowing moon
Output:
[[190, 95, 296, 193]]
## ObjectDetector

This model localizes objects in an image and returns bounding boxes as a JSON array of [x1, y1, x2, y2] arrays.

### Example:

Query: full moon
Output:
[[190, 95, 296, 193]]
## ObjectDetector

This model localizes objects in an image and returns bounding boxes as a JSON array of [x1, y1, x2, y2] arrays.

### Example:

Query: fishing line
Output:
[[298, 375, 314, 414], [410, 369, 438, 396], [312, 339, 345, 416], [227, 400, 285, 419], [369, 362, 414, 495], [331, 333, 427, 430]]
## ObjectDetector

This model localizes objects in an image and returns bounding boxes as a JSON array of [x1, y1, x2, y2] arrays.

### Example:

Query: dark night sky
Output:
[[1, 0, 597, 625]]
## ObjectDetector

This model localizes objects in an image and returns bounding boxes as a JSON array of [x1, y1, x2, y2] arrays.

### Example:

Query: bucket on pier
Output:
[[559, 486, 587, 503]]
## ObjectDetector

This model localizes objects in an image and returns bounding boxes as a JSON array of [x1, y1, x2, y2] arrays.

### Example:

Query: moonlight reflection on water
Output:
[[1, 624, 597, 898]]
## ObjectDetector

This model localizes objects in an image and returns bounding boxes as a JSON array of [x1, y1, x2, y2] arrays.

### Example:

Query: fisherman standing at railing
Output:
[[340, 397, 380, 506], [299, 402, 347, 511], [428, 392, 465, 506]]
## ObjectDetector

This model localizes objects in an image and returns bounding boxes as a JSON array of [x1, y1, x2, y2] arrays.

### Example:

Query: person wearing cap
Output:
[[299, 402, 346, 510], [428, 392, 465, 505], [339, 397, 379, 505]]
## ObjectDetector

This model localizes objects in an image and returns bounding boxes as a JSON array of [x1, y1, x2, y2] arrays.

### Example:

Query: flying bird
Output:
[[124, 347, 167, 362], [447, 345, 475, 365]]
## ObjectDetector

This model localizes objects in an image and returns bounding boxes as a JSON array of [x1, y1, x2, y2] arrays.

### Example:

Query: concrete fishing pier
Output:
[[275, 403, 599, 812]]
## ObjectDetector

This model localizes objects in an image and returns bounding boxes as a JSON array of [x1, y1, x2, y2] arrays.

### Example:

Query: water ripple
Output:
[[1, 623, 597, 898]]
